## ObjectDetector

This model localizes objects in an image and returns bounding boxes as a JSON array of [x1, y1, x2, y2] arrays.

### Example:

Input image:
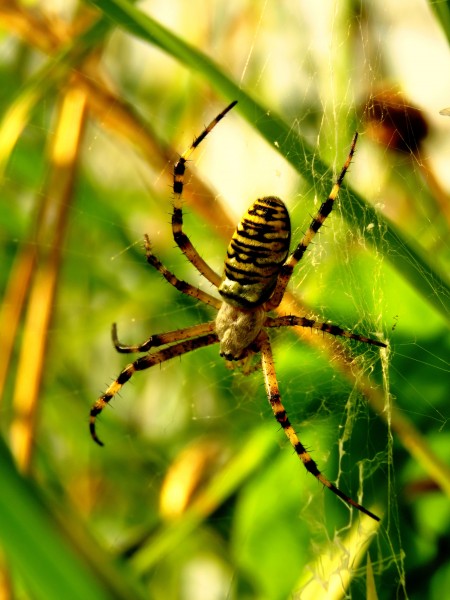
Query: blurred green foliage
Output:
[[0, 1, 449, 599]]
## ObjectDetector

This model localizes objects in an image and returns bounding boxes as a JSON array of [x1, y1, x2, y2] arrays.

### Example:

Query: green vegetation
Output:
[[0, 1, 449, 598]]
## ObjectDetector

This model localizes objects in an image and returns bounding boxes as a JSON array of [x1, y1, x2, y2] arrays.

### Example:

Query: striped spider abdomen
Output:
[[218, 196, 291, 309]]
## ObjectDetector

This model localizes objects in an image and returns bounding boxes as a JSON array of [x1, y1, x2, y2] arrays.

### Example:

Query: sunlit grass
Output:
[[0, 2, 449, 599]]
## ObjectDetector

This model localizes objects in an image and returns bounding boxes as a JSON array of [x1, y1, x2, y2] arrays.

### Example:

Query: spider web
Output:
[[132, 4, 448, 598], [1, 1, 450, 599]]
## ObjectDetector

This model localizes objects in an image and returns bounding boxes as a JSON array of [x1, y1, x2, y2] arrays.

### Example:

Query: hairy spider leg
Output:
[[265, 315, 387, 348], [265, 133, 358, 310], [171, 100, 238, 288], [90, 333, 219, 446], [259, 332, 380, 521], [112, 321, 217, 354], [144, 235, 221, 309]]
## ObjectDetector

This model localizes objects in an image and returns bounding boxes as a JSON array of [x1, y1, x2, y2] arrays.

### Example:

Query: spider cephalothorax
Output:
[[90, 101, 385, 521]]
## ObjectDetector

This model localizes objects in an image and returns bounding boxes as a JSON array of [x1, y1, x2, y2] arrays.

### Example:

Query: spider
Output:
[[90, 101, 386, 521]]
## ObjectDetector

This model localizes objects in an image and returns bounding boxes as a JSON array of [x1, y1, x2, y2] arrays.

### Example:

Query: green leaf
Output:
[[0, 437, 146, 600], [89, 0, 449, 322]]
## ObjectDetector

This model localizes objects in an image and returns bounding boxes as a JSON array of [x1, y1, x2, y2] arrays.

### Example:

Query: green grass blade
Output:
[[0, 16, 111, 181], [427, 0, 450, 45], [0, 438, 146, 600], [130, 424, 277, 573], [89, 0, 449, 322]]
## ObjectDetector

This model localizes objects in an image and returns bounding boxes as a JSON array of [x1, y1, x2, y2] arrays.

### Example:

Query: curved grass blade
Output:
[[89, 0, 449, 322], [0, 437, 147, 600]]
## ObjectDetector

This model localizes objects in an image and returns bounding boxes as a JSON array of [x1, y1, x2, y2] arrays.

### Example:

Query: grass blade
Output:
[[89, 0, 449, 321]]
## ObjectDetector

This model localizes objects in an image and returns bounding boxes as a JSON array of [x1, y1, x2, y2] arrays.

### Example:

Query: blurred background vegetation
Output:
[[0, 1, 449, 598]]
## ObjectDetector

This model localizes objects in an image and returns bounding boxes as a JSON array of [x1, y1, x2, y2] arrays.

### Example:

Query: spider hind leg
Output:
[[171, 101, 238, 288], [265, 133, 358, 311]]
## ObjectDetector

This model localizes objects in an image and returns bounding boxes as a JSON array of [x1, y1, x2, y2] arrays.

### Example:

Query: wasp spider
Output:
[[90, 101, 385, 521]]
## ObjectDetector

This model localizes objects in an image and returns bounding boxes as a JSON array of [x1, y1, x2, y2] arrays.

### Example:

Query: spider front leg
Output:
[[90, 332, 219, 446], [258, 331, 379, 521], [265, 133, 358, 311]]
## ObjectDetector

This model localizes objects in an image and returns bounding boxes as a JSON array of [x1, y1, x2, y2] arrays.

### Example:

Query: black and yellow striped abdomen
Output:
[[218, 196, 291, 308]]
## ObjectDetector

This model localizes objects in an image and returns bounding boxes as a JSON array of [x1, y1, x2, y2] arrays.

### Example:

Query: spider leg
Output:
[[112, 321, 217, 353], [145, 235, 221, 309], [258, 331, 380, 521], [265, 315, 386, 348], [265, 133, 358, 310], [172, 101, 238, 288], [90, 332, 219, 446]]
